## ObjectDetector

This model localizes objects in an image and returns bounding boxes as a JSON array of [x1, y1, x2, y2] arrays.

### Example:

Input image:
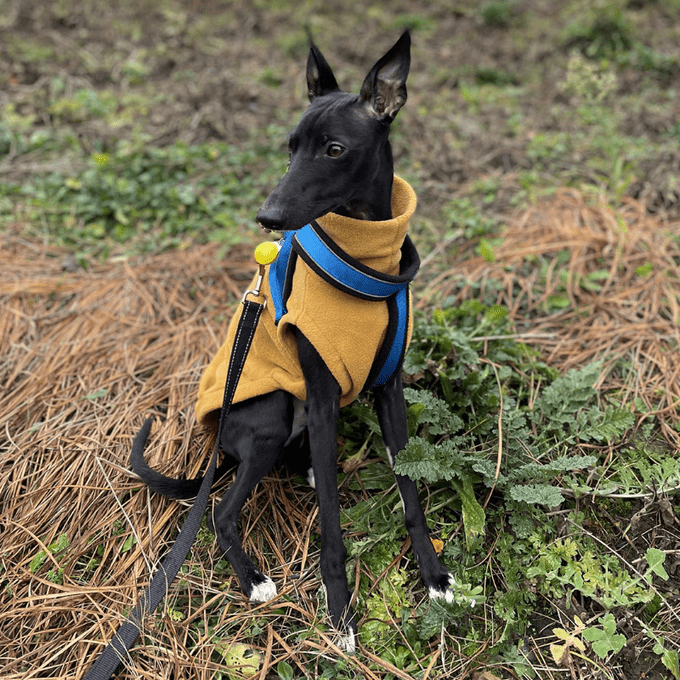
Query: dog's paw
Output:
[[249, 575, 277, 603], [428, 573, 456, 604], [336, 627, 356, 654]]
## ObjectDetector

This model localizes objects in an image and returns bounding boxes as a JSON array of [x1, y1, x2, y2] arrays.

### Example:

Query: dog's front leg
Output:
[[373, 371, 456, 601], [295, 330, 357, 653], [211, 392, 294, 603]]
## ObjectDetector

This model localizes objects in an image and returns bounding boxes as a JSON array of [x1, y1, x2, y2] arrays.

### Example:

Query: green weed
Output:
[[565, 9, 633, 60], [331, 289, 673, 668], [475, 67, 517, 87], [29, 532, 70, 585], [546, 546, 672, 672], [643, 624, 680, 679], [441, 196, 499, 240], [1, 136, 288, 258], [479, 1, 520, 29], [560, 51, 618, 103], [563, 4, 679, 80]]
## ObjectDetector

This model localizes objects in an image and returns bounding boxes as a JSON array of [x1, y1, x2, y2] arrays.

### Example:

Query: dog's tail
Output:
[[129, 418, 227, 499]]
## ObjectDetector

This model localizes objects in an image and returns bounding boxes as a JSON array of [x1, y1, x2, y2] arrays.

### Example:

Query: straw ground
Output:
[[2, 187, 680, 678]]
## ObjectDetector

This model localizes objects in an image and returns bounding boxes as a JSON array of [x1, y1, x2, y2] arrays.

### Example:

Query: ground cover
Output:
[[1, 1, 679, 678]]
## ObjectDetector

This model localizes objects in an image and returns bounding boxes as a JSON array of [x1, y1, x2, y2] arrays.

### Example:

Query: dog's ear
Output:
[[307, 43, 340, 101], [360, 30, 411, 121]]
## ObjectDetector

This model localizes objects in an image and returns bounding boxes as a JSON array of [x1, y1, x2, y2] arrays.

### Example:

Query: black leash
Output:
[[84, 254, 271, 679]]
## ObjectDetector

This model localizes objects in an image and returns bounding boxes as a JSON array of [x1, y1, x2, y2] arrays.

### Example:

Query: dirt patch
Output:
[[2, 0, 680, 229]]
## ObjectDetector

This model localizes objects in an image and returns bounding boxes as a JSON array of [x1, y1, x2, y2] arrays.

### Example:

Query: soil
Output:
[[2, 0, 679, 225]]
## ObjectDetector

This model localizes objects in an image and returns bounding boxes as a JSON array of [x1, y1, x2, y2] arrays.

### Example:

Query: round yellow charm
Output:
[[254, 241, 280, 266]]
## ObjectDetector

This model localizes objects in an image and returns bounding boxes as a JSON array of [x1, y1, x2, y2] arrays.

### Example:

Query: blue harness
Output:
[[268, 221, 420, 389]]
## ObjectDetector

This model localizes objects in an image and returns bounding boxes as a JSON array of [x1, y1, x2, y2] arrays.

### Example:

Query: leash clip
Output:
[[242, 240, 281, 305], [241, 265, 266, 305]]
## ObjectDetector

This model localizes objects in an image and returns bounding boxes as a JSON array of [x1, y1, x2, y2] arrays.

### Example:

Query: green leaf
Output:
[[214, 642, 260, 678], [82, 388, 108, 401], [537, 363, 600, 424], [513, 454, 597, 481], [417, 598, 455, 639], [478, 238, 495, 262], [438, 370, 455, 404], [635, 261, 653, 277], [582, 268, 610, 291], [546, 294, 570, 310], [394, 438, 464, 484], [582, 613, 626, 659], [29, 550, 48, 573], [645, 548, 669, 581], [166, 605, 184, 622], [550, 618, 586, 664], [553, 627, 573, 641], [508, 483, 564, 507], [577, 407, 636, 443], [46, 567, 65, 584], [653, 645, 680, 680], [450, 476, 485, 549], [485, 304, 508, 323], [51, 533, 70, 553], [403, 388, 463, 435], [406, 402, 426, 438], [29, 533, 69, 573], [120, 535, 136, 554], [276, 660, 294, 680], [114, 207, 129, 225]]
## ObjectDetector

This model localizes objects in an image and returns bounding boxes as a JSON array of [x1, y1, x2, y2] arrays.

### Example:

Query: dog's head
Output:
[[256, 31, 411, 232]]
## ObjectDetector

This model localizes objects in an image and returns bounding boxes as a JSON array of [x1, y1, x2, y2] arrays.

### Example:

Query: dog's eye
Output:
[[326, 143, 345, 158]]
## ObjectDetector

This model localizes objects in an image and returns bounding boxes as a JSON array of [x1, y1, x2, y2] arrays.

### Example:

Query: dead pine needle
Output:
[[3, 186, 680, 678]]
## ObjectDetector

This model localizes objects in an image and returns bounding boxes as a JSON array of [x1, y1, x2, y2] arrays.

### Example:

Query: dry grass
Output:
[[424, 188, 680, 444], [0, 231, 441, 679], [1, 189, 679, 679]]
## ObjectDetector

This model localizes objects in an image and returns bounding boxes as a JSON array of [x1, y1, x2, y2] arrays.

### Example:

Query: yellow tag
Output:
[[254, 241, 280, 266]]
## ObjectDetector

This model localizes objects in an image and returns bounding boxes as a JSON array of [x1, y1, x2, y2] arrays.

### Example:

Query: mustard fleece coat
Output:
[[196, 176, 417, 425]]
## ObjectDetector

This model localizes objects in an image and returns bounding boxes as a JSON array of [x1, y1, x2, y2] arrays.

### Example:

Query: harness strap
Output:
[[269, 221, 420, 388], [365, 288, 410, 387], [295, 222, 419, 301], [84, 297, 264, 680]]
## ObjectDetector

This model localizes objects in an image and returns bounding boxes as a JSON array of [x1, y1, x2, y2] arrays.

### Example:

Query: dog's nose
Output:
[[256, 207, 287, 232]]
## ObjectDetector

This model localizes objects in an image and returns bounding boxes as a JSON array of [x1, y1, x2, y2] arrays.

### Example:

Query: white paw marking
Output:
[[249, 576, 277, 603], [306, 467, 316, 489], [336, 628, 356, 654], [428, 574, 456, 604]]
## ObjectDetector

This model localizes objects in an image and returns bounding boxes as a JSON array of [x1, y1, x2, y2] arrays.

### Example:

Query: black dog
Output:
[[132, 30, 454, 653]]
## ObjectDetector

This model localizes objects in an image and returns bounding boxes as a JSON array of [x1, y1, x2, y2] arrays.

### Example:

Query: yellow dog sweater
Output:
[[196, 176, 419, 425]]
